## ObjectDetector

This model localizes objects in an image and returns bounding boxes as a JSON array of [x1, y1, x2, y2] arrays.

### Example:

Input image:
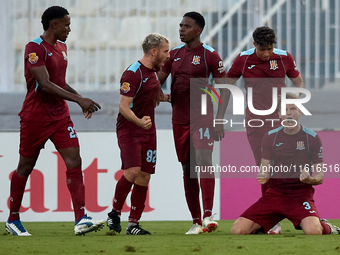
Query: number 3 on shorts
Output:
[[68, 126, 78, 138], [303, 201, 311, 210], [146, 150, 156, 163]]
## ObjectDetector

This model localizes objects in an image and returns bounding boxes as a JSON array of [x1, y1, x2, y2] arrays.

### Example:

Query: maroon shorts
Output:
[[173, 121, 214, 163], [240, 188, 320, 232], [118, 133, 156, 174], [19, 116, 79, 158]]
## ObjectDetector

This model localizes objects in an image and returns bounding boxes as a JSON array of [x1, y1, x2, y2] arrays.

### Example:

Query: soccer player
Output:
[[230, 93, 340, 235], [106, 33, 170, 235], [226, 26, 305, 234], [158, 12, 229, 234], [5, 6, 105, 236]]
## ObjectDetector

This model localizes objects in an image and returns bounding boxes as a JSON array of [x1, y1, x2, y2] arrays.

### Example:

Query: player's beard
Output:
[[153, 55, 163, 72]]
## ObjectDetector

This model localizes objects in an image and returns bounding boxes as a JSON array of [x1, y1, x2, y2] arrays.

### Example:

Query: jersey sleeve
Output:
[[284, 52, 300, 79], [261, 133, 273, 160], [226, 54, 243, 79], [208, 51, 227, 78], [309, 134, 323, 165], [119, 70, 141, 97], [25, 42, 46, 69]]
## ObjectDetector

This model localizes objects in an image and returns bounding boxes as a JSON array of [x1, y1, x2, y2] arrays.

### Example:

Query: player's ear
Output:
[[253, 42, 256, 47]]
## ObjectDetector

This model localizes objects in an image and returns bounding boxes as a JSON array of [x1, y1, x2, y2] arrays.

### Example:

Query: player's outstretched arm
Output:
[[300, 163, 324, 185], [257, 159, 271, 185], [119, 95, 152, 130], [29, 66, 101, 118]]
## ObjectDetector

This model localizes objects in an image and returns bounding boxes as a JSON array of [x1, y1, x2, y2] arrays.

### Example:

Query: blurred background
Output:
[[0, 0, 339, 131]]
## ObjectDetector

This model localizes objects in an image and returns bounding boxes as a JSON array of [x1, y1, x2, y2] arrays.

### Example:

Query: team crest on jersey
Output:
[[269, 60, 278, 70], [296, 141, 305, 150], [28, 53, 39, 64], [120, 82, 130, 93], [191, 55, 201, 65], [62, 51, 68, 61]]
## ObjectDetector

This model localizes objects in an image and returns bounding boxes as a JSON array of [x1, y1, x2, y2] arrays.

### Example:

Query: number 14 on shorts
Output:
[[199, 127, 210, 140]]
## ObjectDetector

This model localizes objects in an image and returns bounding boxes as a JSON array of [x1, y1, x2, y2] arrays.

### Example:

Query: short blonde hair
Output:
[[277, 93, 300, 112], [142, 33, 169, 53]]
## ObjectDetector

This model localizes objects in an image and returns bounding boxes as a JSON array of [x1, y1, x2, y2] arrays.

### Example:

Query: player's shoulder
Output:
[[240, 48, 256, 57], [170, 44, 185, 53], [126, 61, 142, 73], [26, 37, 44, 48], [272, 48, 295, 61], [268, 126, 284, 136], [301, 126, 317, 138], [202, 44, 215, 53]]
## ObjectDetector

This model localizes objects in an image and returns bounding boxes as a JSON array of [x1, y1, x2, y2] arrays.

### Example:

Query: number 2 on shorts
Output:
[[68, 126, 77, 138], [146, 150, 156, 163]]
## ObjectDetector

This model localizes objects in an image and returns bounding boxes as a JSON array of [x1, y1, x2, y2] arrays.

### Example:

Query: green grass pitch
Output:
[[1, 220, 340, 254]]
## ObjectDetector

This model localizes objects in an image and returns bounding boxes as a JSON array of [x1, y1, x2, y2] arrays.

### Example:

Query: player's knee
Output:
[[230, 224, 248, 235], [64, 156, 81, 169], [195, 151, 212, 166], [303, 225, 322, 235], [182, 162, 190, 177]]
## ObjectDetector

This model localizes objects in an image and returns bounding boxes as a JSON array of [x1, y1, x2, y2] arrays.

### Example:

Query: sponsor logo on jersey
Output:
[[191, 55, 201, 65], [120, 82, 130, 93], [293, 61, 298, 71], [143, 78, 149, 83], [309, 210, 316, 214], [208, 142, 214, 146], [48, 52, 53, 56], [28, 52, 39, 64], [296, 141, 305, 150], [62, 51, 68, 61], [318, 147, 323, 158], [269, 60, 278, 70], [275, 143, 284, 147], [174, 58, 181, 61], [248, 64, 256, 69]]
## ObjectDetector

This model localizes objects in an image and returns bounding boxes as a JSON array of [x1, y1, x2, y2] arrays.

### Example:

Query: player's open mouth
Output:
[[286, 117, 294, 125]]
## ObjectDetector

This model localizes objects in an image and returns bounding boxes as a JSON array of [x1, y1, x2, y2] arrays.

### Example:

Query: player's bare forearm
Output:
[[66, 84, 80, 95], [258, 159, 271, 185], [290, 74, 305, 89], [119, 95, 152, 130], [157, 71, 169, 87]]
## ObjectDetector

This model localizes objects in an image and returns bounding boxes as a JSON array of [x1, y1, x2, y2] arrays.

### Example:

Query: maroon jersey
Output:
[[227, 48, 300, 133], [162, 43, 227, 124], [19, 36, 69, 121], [116, 61, 160, 136], [261, 126, 323, 196]]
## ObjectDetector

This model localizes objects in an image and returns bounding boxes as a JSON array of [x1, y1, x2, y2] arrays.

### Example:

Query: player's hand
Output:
[[213, 124, 225, 141], [157, 88, 165, 106], [300, 168, 311, 183], [83, 111, 92, 119], [78, 97, 101, 115], [139, 116, 152, 130], [257, 172, 268, 185]]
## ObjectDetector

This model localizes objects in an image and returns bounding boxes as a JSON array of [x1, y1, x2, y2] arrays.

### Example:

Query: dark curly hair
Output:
[[41, 6, 69, 31], [252, 26, 276, 47]]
